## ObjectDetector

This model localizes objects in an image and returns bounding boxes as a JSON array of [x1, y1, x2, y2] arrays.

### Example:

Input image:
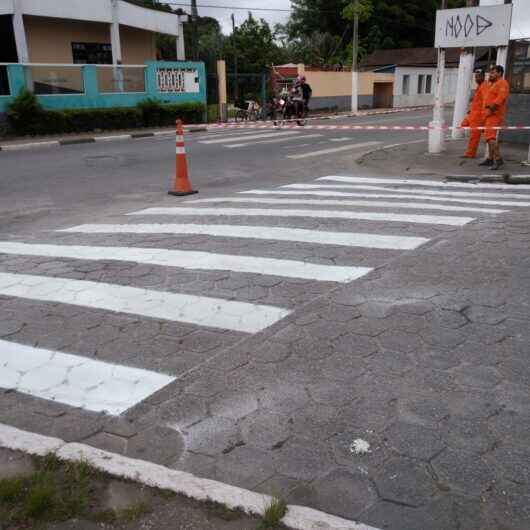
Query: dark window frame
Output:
[[72, 42, 113, 65]]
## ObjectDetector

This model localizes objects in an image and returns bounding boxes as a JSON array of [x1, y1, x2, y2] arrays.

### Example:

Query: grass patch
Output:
[[259, 497, 288, 529]]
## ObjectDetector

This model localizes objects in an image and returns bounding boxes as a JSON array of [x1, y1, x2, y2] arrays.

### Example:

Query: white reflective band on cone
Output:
[[176, 146, 186, 155]]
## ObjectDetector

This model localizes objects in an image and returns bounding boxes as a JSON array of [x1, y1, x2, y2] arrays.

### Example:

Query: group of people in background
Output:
[[461, 64, 510, 171]]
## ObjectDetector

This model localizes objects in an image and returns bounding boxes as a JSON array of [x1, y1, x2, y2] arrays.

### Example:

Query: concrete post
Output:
[[217, 60, 227, 122], [452, 50, 475, 140], [110, 0, 124, 91], [12, 0, 29, 64], [351, 0, 359, 113], [429, 47, 447, 154], [176, 15, 186, 61]]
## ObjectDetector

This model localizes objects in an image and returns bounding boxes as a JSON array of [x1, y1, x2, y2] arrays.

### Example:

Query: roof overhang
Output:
[[0, 0, 184, 36]]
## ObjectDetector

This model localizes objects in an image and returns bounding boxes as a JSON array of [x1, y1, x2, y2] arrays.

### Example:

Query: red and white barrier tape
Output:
[[206, 122, 530, 132]]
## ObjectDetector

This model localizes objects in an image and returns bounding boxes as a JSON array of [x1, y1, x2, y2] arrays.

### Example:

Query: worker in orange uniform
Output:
[[479, 65, 510, 170], [461, 69, 487, 158]]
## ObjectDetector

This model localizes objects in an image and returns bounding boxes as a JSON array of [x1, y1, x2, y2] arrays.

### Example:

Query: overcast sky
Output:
[[191, 0, 529, 38]]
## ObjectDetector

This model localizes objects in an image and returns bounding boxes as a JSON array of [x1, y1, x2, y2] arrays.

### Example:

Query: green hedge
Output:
[[6, 91, 205, 136]]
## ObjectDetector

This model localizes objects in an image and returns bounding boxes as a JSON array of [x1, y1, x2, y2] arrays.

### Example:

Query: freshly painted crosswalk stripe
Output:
[[0, 272, 290, 334], [200, 131, 299, 144], [207, 193, 505, 214], [0, 242, 370, 283], [318, 175, 530, 191], [282, 183, 530, 205], [129, 207, 474, 227], [0, 339, 175, 415], [59, 224, 429, 250], [226, 134, 323, 148], [287, 142, 381, 159], [194, 130, 272, 140]]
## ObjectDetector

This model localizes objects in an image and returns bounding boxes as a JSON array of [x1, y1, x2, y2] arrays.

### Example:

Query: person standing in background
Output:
[[480, 65, 510, 170], [461, 69, 488, 159]]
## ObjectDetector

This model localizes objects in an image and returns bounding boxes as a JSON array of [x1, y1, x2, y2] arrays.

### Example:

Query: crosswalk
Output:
[[2, 174, 530, 416], [194, 128, 384, 157]]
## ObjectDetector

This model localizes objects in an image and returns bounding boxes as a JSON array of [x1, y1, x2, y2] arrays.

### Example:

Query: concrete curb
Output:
[[0, 127, 208, 152], [0, 423, 380, 530]]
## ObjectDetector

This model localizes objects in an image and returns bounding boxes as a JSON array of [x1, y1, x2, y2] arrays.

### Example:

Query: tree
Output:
[[286, 0, 469, 60]]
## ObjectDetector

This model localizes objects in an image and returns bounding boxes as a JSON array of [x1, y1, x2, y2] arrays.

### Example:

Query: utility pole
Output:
[[451, 0, 478, 140], [429, 0, 448, 154], [351, 0, 359, 113], [232, 14, 239, 102], [190, 0, 199, 61]]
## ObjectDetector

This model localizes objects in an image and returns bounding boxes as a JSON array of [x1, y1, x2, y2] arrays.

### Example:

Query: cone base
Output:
[[168, 190, 199, 197]]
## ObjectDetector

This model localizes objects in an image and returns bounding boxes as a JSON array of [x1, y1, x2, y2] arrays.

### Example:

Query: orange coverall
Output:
[[461, 82, 488, 157], [483, 78, 510, 142]]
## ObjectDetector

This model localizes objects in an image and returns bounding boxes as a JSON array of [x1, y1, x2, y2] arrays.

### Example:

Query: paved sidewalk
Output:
[[358, 136, 529, 178], [1, 160, 529, 528]]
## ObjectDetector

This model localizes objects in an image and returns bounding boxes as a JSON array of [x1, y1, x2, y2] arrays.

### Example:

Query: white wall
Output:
[[6, 0, 179, 35], [0, 0, 14, 15], [393, 66, 458, 107]]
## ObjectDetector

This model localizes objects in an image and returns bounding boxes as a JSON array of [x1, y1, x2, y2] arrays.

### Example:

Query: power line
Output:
[[163, 2, 293, 12]]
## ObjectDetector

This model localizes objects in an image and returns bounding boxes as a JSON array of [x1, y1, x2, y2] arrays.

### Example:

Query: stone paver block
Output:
[[240, 409, 291, 450], [127, 425, 184, 465], [0, 448, 35, 479], [384, 422, 445, 461], [272, 437, 335, 482], [489, 444, 530, 485], [374, 458, 438, 507], [182, 416, 242, 457], [432, 449, 496, 496], [209, 391, 258, 421], [291, 469, 379, 520], [214, 446, 276, 489], [159, 394, 208, 428], [103, 479, 153, 512]]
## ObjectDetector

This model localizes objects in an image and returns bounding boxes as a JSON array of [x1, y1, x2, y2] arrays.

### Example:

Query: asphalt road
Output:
[[0, 108, 439, 235]]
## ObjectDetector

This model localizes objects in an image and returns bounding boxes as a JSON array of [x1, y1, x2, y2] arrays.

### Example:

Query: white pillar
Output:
[[496, 46, 509, 71], [13, 0, 29, 63], [176, 15, 186, 61], [110, 0, 122, 65], [452, 50, 475, 140], [351, 71, 359, 113], [429, 48, 446, 154], [110, 0, 123, 91]]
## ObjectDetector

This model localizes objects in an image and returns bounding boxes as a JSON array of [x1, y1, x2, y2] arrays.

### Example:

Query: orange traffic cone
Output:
[[168, 120, 198, 197]]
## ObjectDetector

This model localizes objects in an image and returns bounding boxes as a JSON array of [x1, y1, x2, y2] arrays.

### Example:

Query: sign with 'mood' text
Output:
[[435, 5, 512, 48]]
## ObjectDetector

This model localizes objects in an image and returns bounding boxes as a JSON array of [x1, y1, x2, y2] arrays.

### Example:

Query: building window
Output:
[[418, 74, 425, 94], [510, 40, 530, 93], [72, 43, 112, 64], [425, 75, 432, 94], [402, 75, 410, 95]]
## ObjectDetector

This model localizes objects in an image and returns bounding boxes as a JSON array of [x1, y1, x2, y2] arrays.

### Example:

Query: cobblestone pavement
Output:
[[1, 168, 529, 530]]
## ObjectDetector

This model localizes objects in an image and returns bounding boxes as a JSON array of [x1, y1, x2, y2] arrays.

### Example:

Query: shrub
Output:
[[6, 89, 44, 135], [4, 96, 205, 136]]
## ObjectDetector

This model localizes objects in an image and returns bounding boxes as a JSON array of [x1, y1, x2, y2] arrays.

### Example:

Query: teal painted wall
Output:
[[0, 61, 206, 113]]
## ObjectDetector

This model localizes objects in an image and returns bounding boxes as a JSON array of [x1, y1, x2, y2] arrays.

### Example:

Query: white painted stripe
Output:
[[0, 273, 290, 334], [129, 207, 474, 227], [0, 242, 370, 283], [193, 129, 275, 140], [58, 224, 429, 250], [1, 141, 59, 151], [189, 195, 506, 214], [200, 131, 299, 144], [0, 339, 174, 415], [225, 134, 323, 148], [176, 146, 186, 155], [287, 142, 382, 160], [318, 175, 530, 191], [287, 142, 382, 159], [330, 137, 354, 142], [0, 424, 382, 530], [282, 183, 530, 205]]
